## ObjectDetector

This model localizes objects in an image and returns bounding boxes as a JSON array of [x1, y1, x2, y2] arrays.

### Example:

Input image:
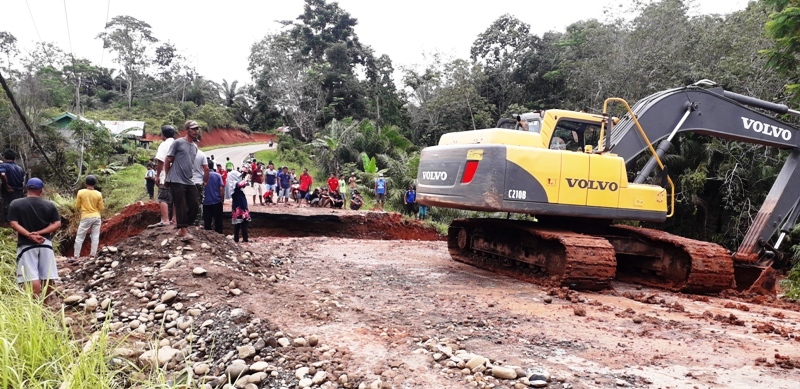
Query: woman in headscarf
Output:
[[231, 180, 251, 243]]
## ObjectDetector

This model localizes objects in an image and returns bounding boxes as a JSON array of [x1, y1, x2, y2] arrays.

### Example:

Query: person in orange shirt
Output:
[[73, 175, 104, 261], [298, 168, 313, 205]]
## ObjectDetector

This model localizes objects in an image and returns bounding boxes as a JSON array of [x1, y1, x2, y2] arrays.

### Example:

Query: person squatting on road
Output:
[[231, 180, 251, 243], [0, 149, 25, 222], [73, 175, 104, 261], [152, 125, 176, 227], [203, 158, 225, 234], [165, 120, 205, 241], [8, 177, 62, 299]]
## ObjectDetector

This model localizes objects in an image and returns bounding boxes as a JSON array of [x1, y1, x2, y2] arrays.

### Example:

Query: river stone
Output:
[[530, 380, 548, 388], [64, 295, 83, 305], [296, 366, 309, 379], [129, 320, 141, 330], [193, 267, 207, 276], [277, 337, 290, 347], [161, 290, 178, 303], [308, 334, 319, 347], [84, 297, 99, 312], [238, 345, 256, 359], [491, 366, 517, 380], [298, 378, 313, 388], [194, 363, 210, 375], [154, 304, 167, 313], [188, 308, 202, 316], [226, 362, 248, 379], [293, 337, 308, 347], [311, 371, 328, 385], [250, 361, 269, 372], [466, 356, 486, 370], [101, 298, 112, 310]]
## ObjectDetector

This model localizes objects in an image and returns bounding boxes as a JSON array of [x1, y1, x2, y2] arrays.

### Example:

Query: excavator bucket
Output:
[[733, 262, 777, 295]]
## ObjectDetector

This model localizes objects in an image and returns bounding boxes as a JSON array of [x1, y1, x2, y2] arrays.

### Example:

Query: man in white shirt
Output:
[[192, 148, 209, 225], [151, 125, 176, 227]]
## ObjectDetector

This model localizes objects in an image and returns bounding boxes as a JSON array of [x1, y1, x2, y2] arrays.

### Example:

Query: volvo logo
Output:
[[565, 178, 619, 191], [422, 171, 448, 181], [741, 117, 792, 141]]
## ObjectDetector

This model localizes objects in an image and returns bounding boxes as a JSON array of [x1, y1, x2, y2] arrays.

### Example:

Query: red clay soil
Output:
[[141, 128, 275, 148], [66, 202, 442, 256], [66, 201, 161, 256]]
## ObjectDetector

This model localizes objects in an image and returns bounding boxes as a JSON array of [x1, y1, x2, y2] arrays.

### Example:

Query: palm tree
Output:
[[219, 79, 244, 107], [310, 118, 361, 176]]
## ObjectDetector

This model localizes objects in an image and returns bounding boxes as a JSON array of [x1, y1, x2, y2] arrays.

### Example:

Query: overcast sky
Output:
[[5, 0, 754, 85]]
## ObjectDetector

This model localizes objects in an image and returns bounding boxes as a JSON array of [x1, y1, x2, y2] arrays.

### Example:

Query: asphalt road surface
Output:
[[203, 143, 274, 170]]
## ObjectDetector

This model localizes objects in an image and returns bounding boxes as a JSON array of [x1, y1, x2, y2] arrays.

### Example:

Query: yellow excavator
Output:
[[416, 81, 800, 294]]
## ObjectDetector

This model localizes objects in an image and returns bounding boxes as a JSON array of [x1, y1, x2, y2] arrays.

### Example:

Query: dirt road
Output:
[[234, 236, 800, 388], [59, 204, 800, 388]]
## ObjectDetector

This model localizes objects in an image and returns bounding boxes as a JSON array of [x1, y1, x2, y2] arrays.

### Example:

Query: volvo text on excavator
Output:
[[416, 81, 800, 294]]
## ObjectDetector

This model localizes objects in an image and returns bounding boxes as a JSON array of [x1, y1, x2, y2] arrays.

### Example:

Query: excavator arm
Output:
[[607, 82, 800, 262]]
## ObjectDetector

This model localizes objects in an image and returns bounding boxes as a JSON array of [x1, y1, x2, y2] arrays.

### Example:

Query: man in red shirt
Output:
[[251, 162, 265, 205], [327, 172, 339, 193], [298, 168, 313, 205]]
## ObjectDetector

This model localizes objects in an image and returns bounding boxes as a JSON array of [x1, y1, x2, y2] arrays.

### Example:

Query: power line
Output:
[[100, 0, 111, 67], [62, 0, 75, 60], [24, 0, 43, 43]]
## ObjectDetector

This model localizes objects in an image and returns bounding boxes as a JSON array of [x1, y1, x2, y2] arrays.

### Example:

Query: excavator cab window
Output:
[[550, 119, 601, 152]]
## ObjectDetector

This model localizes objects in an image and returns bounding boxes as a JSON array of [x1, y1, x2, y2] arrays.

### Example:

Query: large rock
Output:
[[296, 366, 309, 379], [226, 362, 249, 379], [298, 378, 313, 388], [64, 295, 83, 305], [491, 366, 517, 380], [161, 290, 178, 303], [84, 297, 99, 312], [465, 356, 486, 370], [249, 361, 269, 372], [237, 345, 256, 359], [138, 346, 180, 367], [311, 371, 328, 385]]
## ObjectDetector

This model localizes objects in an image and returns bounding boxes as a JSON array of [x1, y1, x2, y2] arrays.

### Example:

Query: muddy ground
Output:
[[57, 204, 800, 388]]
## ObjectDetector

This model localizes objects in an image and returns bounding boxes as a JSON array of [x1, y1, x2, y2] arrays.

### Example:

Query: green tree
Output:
[[763, 0, 800, 101], [96, 15, 159, 108]]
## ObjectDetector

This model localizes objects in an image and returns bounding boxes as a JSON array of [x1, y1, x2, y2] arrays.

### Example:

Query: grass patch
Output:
[[101, 165, 149, 218], [0, 228, 124, 388]]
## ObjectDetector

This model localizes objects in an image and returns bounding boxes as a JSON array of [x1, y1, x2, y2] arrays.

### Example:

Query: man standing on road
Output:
[[374, 173, 388, 210], [327, 172, 339, 193], [277, 166, 292, 206], [151, 125, 176, 227], [0, 149, 25, 222], [8, 178, 61, 299], [72, 175, 104, 261], [298, 168, 313, 205], [192, 146, 209, 226], [404, 185, 417, 219], [250, 162, 265, 206], [264, 162, 277, 205], [165, 120, 202, 241], [203, 158, 225, 234], [225, 157, 233, 172]]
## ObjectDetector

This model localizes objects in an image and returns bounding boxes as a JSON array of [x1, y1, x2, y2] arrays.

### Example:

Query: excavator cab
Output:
[[549, 120, 602, 152]]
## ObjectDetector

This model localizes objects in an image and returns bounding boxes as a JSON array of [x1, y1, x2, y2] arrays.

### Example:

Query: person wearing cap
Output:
[[151, 125, 177, 227], [8, 177, 61, 298], [0, 149, 25, 222], [73, 175, 104, 261], [350, 189, 363, 211], [374, 173, 388, 210], [164, 120, 203, 241]]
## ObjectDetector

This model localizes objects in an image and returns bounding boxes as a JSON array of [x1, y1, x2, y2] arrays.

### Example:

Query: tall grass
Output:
[[0, 228, 124, 388]]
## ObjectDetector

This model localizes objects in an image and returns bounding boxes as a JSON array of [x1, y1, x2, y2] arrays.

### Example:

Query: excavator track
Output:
[[605, 225, 735, 293], [447, 219, 736, 294], [447, 219, 617, 290]]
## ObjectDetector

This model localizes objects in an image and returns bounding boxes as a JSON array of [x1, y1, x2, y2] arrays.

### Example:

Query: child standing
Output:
[[231, 180, 251, 243], [145, 164, 156, 200]]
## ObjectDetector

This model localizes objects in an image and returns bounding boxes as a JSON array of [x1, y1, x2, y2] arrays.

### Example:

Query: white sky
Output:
[[4, 0, 754, 85]]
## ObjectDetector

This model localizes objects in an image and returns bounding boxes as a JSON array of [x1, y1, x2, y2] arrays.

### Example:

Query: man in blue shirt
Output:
[[0, 149, 25, 222], [404, 185, 417, 218], [203, 158, 225, 233], [374, 173, 388, 211], [277, 166, 292, 206]]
